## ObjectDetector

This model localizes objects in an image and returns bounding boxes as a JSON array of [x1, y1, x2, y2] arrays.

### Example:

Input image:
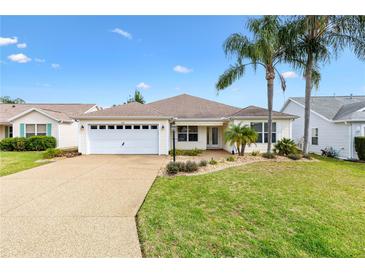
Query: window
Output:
[[312, 128, 318, 145], [90, 125, 97, 130], [6, 126, 13, 137], [151, 125, 158, 129], [264, 122, 276, 143], [99, 125, 106, 129], [251, 122, 276, 143], [26, 124, 35, 137], [37, 124, 47, 136], [116, 125, 123, 129], [108, 125, 115, 130], [177, 126, 198, 142], [188, 126, 198, 142], [177, 126, 188, 141], [133, 125, 141, 129], [250, 123, 263, 143], [25, 124, 46, 137], [125, 125, 132, 129], [142, 125, 149, 129]]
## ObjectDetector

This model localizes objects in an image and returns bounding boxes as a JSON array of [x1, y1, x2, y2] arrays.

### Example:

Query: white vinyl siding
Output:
[[282, 100, 351, 158]]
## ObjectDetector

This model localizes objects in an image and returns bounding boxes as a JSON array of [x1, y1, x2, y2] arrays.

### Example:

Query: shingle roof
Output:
[[76, 102, 166, 118], [0, 103, 96, 123], [290, 96, 365, 120], [76, 94, 295, 120], [231, 105, 298, 118], [147, 94, 241, 118], [333, 100, 365, 121]]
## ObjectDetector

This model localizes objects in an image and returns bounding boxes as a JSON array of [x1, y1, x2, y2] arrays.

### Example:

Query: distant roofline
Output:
[[0, 103, 96, 105]]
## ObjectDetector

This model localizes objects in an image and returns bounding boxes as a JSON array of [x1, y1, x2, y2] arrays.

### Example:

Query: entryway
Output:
[[207, 126, 221, 149]]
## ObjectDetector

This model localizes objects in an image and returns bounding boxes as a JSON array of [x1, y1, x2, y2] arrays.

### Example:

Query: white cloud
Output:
[[51, 63, 60, 69], [0, 37, 18, 46], [173, 65, 193, 74], [111, 28, 132, 39], [16, 43, 27, 49], [35, 58, 45, 63], [7, 53, 31, 63], [136, 82, 150, 89], [281, 71, 298, 79]]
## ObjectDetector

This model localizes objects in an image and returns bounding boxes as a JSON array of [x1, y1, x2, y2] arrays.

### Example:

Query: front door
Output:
[[207, 127, 219, 148]]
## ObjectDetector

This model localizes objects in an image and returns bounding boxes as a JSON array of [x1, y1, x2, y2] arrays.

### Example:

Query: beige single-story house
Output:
[[0, 103, 98, 148], [74, 94, 297, 155]]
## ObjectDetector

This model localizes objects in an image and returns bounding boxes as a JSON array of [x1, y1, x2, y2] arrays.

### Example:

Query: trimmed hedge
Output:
[[0, 136, 56, 151], [169, 148, 203, 156], [354, 136, 365, 160]]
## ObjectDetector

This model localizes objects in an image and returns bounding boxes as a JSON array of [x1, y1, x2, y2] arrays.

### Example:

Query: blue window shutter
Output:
[[20, 123, 25, 137], [47, 123, 52, 136]]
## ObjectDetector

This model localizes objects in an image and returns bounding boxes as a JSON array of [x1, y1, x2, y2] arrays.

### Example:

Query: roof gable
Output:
[[288, 96, 365, 121], [147, 94, 241, 119], [231, 105, 297, 118], [0, 103, 97, 123]]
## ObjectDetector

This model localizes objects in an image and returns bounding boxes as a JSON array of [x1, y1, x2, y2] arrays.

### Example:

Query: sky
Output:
[[1, 16, 365, 110]]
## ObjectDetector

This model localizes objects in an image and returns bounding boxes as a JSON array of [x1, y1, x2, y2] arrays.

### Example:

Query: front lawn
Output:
[[137, 157, 365, 257], [0, 151, 46, 176]]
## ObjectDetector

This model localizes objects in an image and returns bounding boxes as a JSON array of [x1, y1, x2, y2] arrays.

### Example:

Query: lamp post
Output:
[[171, 123, 176, 162]]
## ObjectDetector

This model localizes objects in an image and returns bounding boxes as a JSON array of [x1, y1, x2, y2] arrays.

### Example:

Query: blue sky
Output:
[[1, 16, 364, 110]]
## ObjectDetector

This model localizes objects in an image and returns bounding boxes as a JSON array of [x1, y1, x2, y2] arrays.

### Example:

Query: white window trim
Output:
[[311, 128, 319, 145], [251, 122, 277, 144], [177, 125, 198, 142]]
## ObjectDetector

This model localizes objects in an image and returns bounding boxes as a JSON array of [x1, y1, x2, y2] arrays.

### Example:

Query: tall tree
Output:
[[216, 16, 287, 153], [0, 96, 26, 104], [281, 16, 365, 155], [127, 90, 145, 104]]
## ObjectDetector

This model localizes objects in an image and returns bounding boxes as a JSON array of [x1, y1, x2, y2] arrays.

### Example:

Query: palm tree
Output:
[[225, 123, 258, 156], [281, 16, 365, 155], [216, 16, 288, 153], [127, 90, 145, 104]]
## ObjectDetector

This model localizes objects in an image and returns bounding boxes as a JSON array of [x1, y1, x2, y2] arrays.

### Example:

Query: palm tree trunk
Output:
[[241, 143, 246, 156], [303, 53, 313, 156], [266, 69, 274, 153]]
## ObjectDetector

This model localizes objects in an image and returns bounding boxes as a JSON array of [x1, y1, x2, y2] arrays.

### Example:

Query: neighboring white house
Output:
[[0, 103, 98, 148], [281, 95, 365, 159], [75, 94, 297, 155]]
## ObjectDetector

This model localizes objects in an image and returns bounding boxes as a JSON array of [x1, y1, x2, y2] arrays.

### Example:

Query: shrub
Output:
[[169, 148, 203, 156], [274, 138, 298, 156], [199, 160, 207, 167], [354, 136, 365, 160], [226, 156, 235, 162], [184, 161, 198, 172], [251, 150, 260, 156], [288, 153, 302, 160], [0, 136, 56, 151], [27, 136, 56, 151], [176, 161, 186, 172], [209, 158, 218, 165], [262, 152, 276, 159], [166, 162, 179, 175], [321, 147, 340, 158], [43, 148, 63, 159], [0, 137, 17, 151], [0, 137, 28, 151]]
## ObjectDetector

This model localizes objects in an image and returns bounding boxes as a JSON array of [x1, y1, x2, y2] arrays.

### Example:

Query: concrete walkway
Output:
[[0, 155, 166, 257]]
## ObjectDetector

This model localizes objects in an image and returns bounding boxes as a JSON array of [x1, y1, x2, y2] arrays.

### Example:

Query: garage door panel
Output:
[[88, 125, 159, 154]]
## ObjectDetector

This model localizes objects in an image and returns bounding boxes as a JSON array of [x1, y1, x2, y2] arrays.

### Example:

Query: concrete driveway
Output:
[[0, 155, 166, 257]]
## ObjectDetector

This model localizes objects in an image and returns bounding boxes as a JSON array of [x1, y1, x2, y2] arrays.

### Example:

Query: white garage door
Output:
[[88, 124, 159, 154]]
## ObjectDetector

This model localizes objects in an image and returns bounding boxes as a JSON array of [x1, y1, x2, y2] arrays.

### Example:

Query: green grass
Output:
[[137, 157, 365, 257], [0, 151, 46, 176]]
